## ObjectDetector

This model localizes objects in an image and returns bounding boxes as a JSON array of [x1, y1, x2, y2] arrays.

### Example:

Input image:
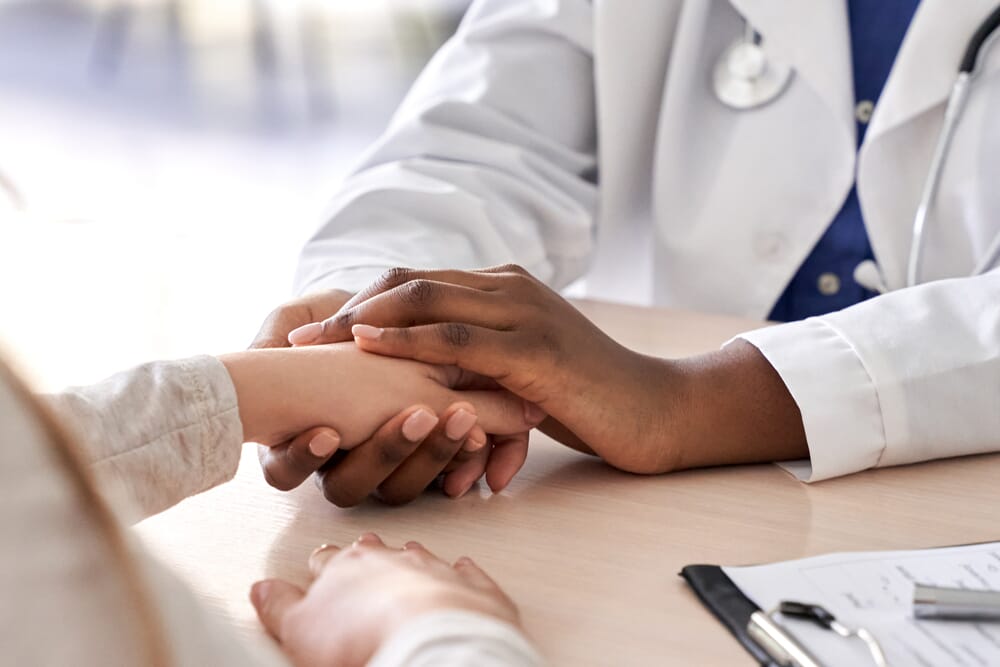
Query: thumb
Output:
[[251, 579, 305, 641]]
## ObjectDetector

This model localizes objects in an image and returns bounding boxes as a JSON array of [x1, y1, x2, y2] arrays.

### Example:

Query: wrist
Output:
[[670, 340, 808, 469], [219, 349, 307, 445]]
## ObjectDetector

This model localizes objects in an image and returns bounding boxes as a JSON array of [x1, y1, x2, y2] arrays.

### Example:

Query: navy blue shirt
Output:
[[768, 0, 921, 322]]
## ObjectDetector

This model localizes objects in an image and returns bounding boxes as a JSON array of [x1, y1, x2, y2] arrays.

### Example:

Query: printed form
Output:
[[724, 542, 1000, 666]]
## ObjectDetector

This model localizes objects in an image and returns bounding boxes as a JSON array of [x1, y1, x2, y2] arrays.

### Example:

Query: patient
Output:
[[1, 344, 543, 665]]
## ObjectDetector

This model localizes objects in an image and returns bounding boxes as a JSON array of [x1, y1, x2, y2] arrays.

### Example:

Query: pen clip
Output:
[[775, 601, 887, 667]]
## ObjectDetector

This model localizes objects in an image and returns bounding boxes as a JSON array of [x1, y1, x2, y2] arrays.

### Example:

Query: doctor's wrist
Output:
[[669, 340, 808, 469]]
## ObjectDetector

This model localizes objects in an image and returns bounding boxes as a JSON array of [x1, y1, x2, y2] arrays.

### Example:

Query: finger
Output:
[[472, 263, 532, 277], [343, 267, 505, 312], [351, 322, 523, 382], [375, 403, 479, 505], [250, 579, 305, 641], [454, 390, 545, 435], [308, 543, 342, 576], [354, 532, 387, 548], [464, 424, 488, 452], [317, 281, 514, 346], [441, 441, 491, 498], [484, 432, 530, 493], [317, 407, 438, 507], [259, 427, 341, 491], [252, 289, 353, 349], [453, 556, 504, 593]]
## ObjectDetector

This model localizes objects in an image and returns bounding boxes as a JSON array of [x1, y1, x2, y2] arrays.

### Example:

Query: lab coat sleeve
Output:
[[43, 355, 244, 521], [736, 270, 1000, 482], [295, 0, 598, 296]]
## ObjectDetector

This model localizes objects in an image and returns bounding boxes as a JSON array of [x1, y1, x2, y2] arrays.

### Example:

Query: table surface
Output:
[[136, 299, 1000, 666]]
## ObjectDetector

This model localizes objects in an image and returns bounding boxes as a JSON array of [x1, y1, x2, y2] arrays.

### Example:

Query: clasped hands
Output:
[[247, 265, 698, 508]]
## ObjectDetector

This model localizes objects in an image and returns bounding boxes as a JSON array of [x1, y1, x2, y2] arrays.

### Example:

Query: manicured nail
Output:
[[402, 409, 438, 442], [463, 434, 487, 452], [288, 322, 323, 345], [524, 401, 547, 425], [308, 432, 340, 458], [445, 409, 477, 441], [352, 324, 383, 341]]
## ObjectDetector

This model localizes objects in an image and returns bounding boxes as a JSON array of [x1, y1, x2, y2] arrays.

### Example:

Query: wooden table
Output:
[[136, 300, 1000, 665]]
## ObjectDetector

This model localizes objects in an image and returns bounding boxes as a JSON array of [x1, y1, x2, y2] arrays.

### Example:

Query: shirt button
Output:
[[817, 272, 841, 296], [855, 100, 874, 124]]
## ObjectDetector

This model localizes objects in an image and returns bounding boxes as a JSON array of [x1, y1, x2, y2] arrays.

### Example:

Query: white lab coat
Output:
[[296, 0, 1000, 482]]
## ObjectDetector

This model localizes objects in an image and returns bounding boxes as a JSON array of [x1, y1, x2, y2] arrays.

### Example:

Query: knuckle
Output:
[[321, 479, 362, 508], [538, 331, 562, 357], [439, 322, 472, 348], [261, 463, 293, 492], [496, 263, 528, 276], [378, 439, 414, 467], [333, 309, 354, 330], [374, 486, 417, 506], [398, 279, 435, 306], [377, 267, 413, 290], [427, 438, 459, 464]]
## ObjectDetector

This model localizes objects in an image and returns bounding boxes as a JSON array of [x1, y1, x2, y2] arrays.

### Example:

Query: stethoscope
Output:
[[713, 5, 1000, 293]]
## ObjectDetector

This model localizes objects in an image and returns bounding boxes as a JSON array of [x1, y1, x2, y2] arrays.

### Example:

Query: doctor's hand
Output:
[[287, 265, 809, 474], [251, 533, 523, 667]]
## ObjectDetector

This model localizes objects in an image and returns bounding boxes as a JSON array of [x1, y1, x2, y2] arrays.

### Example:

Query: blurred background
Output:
[[0, 0, 470, 390]]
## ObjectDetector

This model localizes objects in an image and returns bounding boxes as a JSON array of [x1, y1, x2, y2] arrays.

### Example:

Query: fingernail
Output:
[[352, 324, 383, 341], [463, 434, 487, 452], [288, 322, 323, 345], [402, 409, 438, 442], [308, 432, 340, 458], [524, 401, 547, 425], [445, 409, 477, 441]]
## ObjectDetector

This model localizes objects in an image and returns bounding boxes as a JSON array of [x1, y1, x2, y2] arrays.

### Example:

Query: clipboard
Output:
[[680, 564, 778, 666], [681, 541, 1000, 666]]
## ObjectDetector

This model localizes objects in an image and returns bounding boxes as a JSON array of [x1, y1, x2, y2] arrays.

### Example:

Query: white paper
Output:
[[724, 542, 1000, 666]]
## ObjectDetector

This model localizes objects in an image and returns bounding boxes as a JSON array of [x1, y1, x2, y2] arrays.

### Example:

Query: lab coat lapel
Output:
[[728, 0, 855, 145], [859, 0, 1000, 289], [865, 0, 1000, 144]]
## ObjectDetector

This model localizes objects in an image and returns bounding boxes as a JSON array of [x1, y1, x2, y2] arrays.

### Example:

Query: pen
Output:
[[914, 583, 1000, 621]]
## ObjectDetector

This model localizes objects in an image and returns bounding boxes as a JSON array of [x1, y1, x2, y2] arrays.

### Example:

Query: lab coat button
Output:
[[817, 272, 841, 296], [855, 100, 874, 124]]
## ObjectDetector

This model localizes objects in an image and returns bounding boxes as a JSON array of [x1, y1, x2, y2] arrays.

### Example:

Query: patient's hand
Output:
[[220, 344, 543, 504], [251, 533, 522, 667]]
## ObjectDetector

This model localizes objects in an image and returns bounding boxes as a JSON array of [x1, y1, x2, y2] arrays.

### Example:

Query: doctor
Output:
[[254, 0, 1000, 494]]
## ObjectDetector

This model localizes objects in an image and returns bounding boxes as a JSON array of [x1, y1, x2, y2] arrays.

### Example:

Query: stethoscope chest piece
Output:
[[713, 36, 793, 110]]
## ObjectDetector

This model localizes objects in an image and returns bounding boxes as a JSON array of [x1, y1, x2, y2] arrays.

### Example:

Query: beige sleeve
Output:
[[1, 360, 286, 667], [43, 355, 244, 521], [369, 611, 544, 667]]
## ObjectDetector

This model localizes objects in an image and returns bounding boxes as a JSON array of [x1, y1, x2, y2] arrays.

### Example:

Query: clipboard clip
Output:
[[747, 601, 888, 667]]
